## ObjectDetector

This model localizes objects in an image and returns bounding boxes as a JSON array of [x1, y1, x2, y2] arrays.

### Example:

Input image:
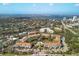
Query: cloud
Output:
[[49, 3, 54, 6], [2, 3, 10, 6], [75, 4, 79, 6]]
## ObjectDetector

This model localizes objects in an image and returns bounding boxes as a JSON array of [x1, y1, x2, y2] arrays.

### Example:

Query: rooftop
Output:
[[15, 42, 31, 47]]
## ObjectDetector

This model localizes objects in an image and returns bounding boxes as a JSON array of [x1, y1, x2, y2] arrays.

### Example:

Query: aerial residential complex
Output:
[[0, 15, 79, 56], [0, 3, 79, 56]]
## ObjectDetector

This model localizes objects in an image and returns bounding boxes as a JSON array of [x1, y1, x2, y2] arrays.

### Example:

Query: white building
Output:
[[39, 28, 54, 33]]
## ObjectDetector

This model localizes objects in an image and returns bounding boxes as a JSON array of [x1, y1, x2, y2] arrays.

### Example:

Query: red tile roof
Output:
[[44, 41, 61, 47], [16, 42, 31, 46]]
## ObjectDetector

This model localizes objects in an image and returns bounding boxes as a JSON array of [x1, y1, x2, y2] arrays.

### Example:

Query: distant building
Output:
[[19, 36, 28, 42], [28, 31, 39, 35], [63, 17, 66, 21], [7, 35, 18, 40], [19, 32, 28, 36], [72, 16, 77, 21]]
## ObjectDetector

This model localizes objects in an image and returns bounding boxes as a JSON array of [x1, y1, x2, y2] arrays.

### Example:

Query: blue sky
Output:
[[0, 3, 79, 15]]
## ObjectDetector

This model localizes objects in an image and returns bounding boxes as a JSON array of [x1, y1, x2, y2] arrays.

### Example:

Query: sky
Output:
[[0, 3, 79, 15]]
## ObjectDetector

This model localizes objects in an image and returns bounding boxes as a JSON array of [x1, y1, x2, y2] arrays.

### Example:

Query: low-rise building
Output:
[[44, 35, 62, 49], [13, 41, 32, 52], [39, 28, 54, 34], [28, 31, 40, 38], [44, 41, 61, 49], [15, 42, 31, 48]]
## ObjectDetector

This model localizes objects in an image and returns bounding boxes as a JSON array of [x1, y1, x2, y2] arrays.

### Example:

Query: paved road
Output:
[[61, 21, 78, 35]]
